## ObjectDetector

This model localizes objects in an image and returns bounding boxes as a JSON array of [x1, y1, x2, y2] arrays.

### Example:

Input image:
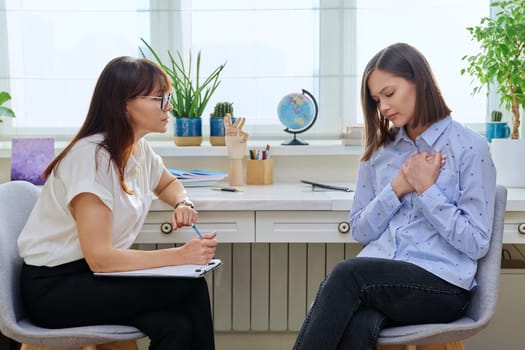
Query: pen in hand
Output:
[[191, 224, 204, 239]]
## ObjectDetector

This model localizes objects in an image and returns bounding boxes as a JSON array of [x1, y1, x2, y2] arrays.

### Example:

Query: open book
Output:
[[94, 259, 223, 278]]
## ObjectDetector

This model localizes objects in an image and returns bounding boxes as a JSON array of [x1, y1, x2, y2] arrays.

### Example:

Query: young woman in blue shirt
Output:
[[293, 42, 496, 350]]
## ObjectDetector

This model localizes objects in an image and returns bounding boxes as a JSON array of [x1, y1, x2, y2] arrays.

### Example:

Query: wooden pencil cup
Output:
[[246, 159, 273, 185]]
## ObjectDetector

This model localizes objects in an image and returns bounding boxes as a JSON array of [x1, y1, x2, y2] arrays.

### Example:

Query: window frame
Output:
[[0, 0, 494, 141]]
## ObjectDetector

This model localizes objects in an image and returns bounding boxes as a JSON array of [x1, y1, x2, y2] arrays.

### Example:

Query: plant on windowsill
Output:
[[0, 91, 15, 123], [461, 0, 525, 140], [139, 38, 226, 146], [491, 110, 502, 122], [461, 0, 525, 187], [209, 102, 234, 146]]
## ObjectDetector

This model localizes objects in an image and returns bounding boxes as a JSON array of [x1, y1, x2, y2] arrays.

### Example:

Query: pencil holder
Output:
[[246, 159, 273, 185]]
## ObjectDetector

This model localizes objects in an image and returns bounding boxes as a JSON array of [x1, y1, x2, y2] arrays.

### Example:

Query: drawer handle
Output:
[[160, 222, 173, 234], [518, 223, 525, 235], [338, 221, 350, 234]]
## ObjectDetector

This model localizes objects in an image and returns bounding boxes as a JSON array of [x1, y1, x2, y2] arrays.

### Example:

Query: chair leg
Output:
[[95, 341, 139, 350], [444, 341, 465, 350], [21, 345, 86, 350]]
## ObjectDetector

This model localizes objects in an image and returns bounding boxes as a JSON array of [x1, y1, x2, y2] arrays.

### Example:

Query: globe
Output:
[[277, 89, 318, 145]]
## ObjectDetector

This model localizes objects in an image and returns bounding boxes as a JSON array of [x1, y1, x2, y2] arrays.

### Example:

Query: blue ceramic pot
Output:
[[210, 116, 235, 146], [174, 117, 202, 146], [175, 117, 202, 136]]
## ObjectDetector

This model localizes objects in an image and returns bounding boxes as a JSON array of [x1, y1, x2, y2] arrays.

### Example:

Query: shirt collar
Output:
[[125, 142, 143, 176], [393, 116, 451, 147]]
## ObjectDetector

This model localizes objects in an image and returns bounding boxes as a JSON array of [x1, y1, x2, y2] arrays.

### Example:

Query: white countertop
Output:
[[151, 183, 354, 211], [150, 183, 525, 212]]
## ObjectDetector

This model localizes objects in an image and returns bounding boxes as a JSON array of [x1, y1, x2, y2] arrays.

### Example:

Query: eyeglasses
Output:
[[137, 92, 172, 111]]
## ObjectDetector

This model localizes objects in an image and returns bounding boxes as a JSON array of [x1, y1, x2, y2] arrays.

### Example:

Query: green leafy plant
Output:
[[139, 38, 226, 118], [211, 101, 234, 118], [461, 0, 525, 139], [0, 91, 15, 123], [491, 110, 503, 122]]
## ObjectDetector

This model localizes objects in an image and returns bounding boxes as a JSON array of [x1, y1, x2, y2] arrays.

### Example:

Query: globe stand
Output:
[[278, 89, 318, 146], [282, 133, 308, 145]]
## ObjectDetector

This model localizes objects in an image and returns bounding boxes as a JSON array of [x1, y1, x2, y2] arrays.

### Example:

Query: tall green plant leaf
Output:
[[139, 38, 226, 118], [0, 91, 16, 122]]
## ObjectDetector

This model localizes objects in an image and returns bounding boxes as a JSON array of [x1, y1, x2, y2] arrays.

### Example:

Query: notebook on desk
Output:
[[94, 259, 223, 278]]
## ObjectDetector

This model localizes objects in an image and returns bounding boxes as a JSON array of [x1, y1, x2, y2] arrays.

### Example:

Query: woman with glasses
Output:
[[293, 43, 496, 350], [17, 56, 217, 350]]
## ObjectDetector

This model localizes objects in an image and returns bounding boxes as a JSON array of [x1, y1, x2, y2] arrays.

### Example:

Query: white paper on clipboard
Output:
[[94, 259, 223, 278]]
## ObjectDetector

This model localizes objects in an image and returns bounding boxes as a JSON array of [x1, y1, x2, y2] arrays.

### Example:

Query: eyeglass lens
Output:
[[162, 92, 172, 110]]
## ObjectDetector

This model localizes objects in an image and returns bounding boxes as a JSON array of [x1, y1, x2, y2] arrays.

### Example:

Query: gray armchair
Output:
[[377, 185, 507, 350], [0, 181, 145, 348]]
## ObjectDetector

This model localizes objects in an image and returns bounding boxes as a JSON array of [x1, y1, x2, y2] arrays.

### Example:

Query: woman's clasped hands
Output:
[[392, 150, 446, 197]]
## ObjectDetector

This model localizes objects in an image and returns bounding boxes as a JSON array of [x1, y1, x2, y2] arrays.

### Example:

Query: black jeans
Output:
[[293, 257, 471, 350], [20, 259, 214, 350]]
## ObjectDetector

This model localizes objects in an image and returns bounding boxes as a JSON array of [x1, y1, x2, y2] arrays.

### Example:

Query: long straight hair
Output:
[[43, 56, 171, 193], [360, 43, 452, 161]]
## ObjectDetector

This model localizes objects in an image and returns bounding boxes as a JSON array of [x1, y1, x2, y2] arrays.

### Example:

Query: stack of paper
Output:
[[168, 169, 228, 187]]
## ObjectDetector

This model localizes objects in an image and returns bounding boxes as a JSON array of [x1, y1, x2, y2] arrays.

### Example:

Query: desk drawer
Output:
[[503, 212, 525, 244], [136, 211, 255, 243], [256, 211, 354, 243]]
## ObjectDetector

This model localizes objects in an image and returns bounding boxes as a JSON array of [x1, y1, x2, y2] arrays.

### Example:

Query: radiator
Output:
[[138, 242, 362, 332]]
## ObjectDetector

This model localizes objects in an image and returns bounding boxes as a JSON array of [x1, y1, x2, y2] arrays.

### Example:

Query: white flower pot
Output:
[[491, 138, 525, 188]]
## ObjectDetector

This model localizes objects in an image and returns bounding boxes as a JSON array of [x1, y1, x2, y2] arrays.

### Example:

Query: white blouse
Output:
[[18, 134, 164, 267]]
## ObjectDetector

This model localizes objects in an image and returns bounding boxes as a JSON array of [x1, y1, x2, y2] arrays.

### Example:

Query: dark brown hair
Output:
[[43, 56, 171, 194], [360, 43, 452, 161]]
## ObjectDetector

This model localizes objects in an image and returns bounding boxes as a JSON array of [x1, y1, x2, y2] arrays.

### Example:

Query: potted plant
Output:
[[486, 110, 511, 142], [0, 91, 15, 123], [461, 0, 525, 187], [139, 38, 226, 146], [491, 110, 502, 122], [462, 0, 525, 139], [209, 101, 234, 146]]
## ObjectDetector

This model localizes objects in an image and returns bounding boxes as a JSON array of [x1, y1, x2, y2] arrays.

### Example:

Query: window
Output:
[[144, 0, 321, 139], [1, 0, 489, 140], [351, 0, 490, 125], [1, 0, 149, 137]]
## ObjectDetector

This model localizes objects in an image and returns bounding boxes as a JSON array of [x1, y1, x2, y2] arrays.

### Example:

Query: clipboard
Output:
[[94, 259, 223, 278], [300, 180, 353, 192]]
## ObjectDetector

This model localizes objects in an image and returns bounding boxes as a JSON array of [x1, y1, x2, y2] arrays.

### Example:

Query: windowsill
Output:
[[0, 139, 364, 159]]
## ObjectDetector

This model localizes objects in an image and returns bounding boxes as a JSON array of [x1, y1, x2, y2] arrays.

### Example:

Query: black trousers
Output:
[[20, 259, 215, 350], [0, 333, 19, 350]]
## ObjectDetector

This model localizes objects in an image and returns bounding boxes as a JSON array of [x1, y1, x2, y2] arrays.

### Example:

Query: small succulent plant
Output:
[[491, 110, 502, 122], [211, 102, 234, 118]]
